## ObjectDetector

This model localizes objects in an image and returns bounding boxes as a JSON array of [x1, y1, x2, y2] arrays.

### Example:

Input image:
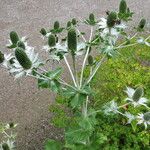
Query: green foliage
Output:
[[45, 139, 62, 150], [15, 47, 32, 69], [92, 112, 150, 150], [90, 44, 150, 107], [38, 68, 62, 93]]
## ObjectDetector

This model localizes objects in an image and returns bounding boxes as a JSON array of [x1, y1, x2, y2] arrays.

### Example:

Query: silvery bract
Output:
[[103, 100, 118, 115], [137, 112, 150, 129], [125, 87, 148, 107]]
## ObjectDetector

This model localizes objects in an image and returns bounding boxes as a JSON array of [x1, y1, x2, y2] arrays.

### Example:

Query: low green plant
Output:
[[0, 0, 150, 149]]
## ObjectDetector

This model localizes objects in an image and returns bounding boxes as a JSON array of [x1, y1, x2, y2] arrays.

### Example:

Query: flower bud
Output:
[[48, 34, 56, 47], [89, 13, 95, 22], [17, 41, 25, 49], [9, 122, 15, 128], [143, 112, 150, 121], [40, 28, 47, 36], [72, 18, 77, 25], [0, 51, 4, 64], [2, 143, 10, 150], [107, 11, 117, 28], [10, 31, 19, 44], [132, 87, 143, 102], [119, 0, 127, 14], [88, 55, 94, 66], [67, 21, 72, 28], [15, 47, 32, 69], [54, 21, 60, 30], [138, 18, 146, 29], [67, 28, 77, 55]]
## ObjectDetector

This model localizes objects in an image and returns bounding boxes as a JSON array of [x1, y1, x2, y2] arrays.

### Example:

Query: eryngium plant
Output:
[[0, 123, 17, 150], [0, 0, 150, 149]]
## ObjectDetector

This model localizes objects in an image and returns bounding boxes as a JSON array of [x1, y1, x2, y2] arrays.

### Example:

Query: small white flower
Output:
[[104, 100, 118, 115], [124, 87, 148, 107], [137, 112, 150, 129], [9, 48, 41, 78], [125, 112, 135, 124]]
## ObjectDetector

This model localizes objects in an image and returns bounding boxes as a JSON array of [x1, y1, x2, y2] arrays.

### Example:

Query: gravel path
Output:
[[0, 0, 150, 149]]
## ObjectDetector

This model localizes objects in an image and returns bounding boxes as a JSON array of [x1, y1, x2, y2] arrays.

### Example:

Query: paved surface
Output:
[[0, 0, 150, 149]]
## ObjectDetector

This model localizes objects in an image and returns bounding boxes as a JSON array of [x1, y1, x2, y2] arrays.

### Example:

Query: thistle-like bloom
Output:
[[104, 100, 118, 115], [9, 48, 41, 78], [1, 139, 16, 150], [137, 112, 150, 129], [125, 112, 135, 124], [125, 87, 148, 107], [98, 18, 126, 37]]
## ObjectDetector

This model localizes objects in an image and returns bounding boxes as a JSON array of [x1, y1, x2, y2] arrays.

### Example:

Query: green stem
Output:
[[85, 54, 106, 85], [64, 56, 77, 87]]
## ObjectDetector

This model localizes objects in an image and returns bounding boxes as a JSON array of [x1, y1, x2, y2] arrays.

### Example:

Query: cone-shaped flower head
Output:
[[144, 112, 150, 121], [40, 28, 47, 36], [89, 13, 95, 22], [132, 87, 144, 102], [88, 55, 94, 66], [72, 18, 77, 25], [107, 11, 117, 28], [10, 31, 19, 45], [67, 21, 72, 28], [138, 18, 146, 29], [17, 41, 25, 49], [15, 47, 32, 70], [48, 34, 56, 47], [119, 0, 127, 14], [2, 143, 10, 150], [67, 27, 77, 55], [54, 21, 60, 30], [0, 51, 4, 63]]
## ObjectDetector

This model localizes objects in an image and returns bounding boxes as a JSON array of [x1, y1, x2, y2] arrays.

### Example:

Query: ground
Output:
[[0, 0, 150, 149]]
